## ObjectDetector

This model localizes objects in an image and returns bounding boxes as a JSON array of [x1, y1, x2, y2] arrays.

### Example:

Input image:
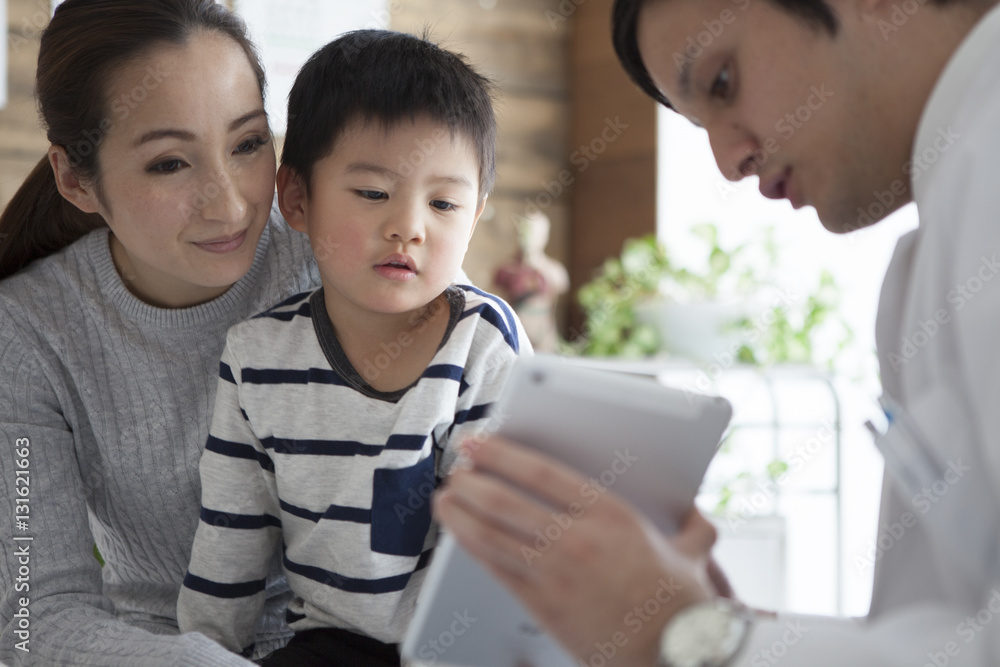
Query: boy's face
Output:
[[637, 0, 912, 233], [279, 116, 484, 320]]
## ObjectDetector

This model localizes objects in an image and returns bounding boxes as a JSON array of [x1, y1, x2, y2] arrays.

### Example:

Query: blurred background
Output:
[[1, 0, 923, 621]]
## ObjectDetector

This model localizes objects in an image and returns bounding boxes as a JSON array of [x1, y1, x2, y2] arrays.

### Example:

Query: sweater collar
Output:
[[88, 221, 271, 329]]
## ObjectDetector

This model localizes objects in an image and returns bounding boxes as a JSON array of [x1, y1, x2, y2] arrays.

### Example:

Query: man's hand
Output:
[[434, 435, 722, 665]]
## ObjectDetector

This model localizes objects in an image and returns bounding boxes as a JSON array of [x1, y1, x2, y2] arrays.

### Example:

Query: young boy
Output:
[[177, 30, 529, 665]]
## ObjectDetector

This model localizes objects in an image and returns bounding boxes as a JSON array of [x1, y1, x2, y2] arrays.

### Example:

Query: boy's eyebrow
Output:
[[132, 109, 267, 147], [346, 162, 402, 180], [347, 163, 474, 189], [431, 175, 475, 190]]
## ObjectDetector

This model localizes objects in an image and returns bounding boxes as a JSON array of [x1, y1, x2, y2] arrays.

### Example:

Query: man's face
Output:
[[637, 0, 913, 233]]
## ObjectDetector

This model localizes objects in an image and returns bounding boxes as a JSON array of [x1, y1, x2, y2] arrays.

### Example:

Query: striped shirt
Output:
[[177, 285, 528, 655]]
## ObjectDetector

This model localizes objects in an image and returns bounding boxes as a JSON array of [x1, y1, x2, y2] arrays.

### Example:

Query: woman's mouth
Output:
[[193, 229, 248, 254]]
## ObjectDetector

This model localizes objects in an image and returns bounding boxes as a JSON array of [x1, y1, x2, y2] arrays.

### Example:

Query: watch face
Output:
[[661, 601, 750, 667]]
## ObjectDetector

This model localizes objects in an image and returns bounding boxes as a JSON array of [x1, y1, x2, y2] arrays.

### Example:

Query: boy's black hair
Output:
[[282, 30, 496, 202], [612, 0, 972, 110]]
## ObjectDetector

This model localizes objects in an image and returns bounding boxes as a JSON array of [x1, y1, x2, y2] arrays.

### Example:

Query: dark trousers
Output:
[[259, 627, 401, 667]]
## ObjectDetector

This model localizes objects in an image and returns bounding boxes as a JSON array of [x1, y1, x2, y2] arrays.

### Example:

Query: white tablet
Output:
[[401, 355, 732, 667]]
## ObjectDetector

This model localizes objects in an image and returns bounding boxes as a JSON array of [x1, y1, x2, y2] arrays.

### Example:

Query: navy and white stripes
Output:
[[177, 285, 528, 652]]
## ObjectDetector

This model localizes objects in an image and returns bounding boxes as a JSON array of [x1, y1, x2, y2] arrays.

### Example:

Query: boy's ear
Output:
[[276, 164, 309, 233], [48, 145, 101, 215], [470, 195, 488, 239]]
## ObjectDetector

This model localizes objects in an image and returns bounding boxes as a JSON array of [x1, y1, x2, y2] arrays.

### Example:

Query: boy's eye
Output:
[[710, 65, 732, 100], [431, 200, 456, 212], [235, 135, 270, 155], [147, 159, 185, 174], [357, 190, 387, 201]]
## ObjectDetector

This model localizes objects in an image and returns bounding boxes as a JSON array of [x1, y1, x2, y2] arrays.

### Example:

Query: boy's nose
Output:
[[385, 206, 426, 244]]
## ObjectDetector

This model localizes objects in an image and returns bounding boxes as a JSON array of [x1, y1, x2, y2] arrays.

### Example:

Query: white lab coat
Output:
[[732, 6, 1000, 665]]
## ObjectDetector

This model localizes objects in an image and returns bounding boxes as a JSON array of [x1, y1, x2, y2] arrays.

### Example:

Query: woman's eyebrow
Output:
[[229, 108, 267, 132], [132, 109, 268, 147]]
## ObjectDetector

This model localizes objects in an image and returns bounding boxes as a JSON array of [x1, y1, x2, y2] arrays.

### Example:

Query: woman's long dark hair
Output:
[[0, 0, 266, 279]]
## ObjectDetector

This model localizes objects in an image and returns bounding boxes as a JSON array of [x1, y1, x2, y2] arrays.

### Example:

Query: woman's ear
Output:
[[276, 163, 309, 234], [48, 145, 101, 214]]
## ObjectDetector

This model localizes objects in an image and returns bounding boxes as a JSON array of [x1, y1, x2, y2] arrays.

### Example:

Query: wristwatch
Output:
[[658, 598, 752, 667]]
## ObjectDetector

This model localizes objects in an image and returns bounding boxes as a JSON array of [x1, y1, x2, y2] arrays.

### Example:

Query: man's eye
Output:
[[357, 190, 387, 201], [431, 200, 456, 212], [711, 66, 731, 100]]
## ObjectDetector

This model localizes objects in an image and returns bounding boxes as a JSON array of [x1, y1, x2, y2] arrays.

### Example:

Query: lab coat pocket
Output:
[[873, 389, 998, 601], [370, 455, 436, 557]]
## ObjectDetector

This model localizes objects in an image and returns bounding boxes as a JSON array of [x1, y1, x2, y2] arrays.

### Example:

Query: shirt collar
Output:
[[911, 3, 1000, 205]]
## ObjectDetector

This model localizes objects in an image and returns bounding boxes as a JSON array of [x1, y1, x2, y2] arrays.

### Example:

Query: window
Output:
[[657, 107, 918, 616]]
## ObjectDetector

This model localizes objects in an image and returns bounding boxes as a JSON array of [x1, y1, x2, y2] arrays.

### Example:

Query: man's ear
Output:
[[276, 163, 309, 233], [470, 194, 488, 239], [48, 145, 101, 215]]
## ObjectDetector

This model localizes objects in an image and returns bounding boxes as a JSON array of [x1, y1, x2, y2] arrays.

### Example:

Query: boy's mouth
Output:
[[374, 254, 418, 281]]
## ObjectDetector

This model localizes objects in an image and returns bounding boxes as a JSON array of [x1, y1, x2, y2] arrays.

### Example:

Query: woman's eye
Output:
[[431, 200, 456, 212], [357, 190, 387, 201], [235, 135, 270, 155], [147, 159, 185, 174], [710, 66, 732, 100]]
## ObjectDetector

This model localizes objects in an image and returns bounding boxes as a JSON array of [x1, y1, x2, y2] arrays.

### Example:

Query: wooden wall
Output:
[[0, 1, 657, 338], [390, 0, 572, 301], [0, 0, 48, 209], [568, 0, 657, 334]]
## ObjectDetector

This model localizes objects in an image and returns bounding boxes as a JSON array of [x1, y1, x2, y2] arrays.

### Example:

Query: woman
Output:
[[0, 1, 318, 664]]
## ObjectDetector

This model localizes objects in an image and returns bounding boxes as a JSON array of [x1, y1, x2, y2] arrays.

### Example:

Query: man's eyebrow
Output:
[[133, 109, 268, 147], [678, 57, 693, 102]]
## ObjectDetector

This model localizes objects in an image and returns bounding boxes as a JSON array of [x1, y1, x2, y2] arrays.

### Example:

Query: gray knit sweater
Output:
[[0, 208, 320, 666]]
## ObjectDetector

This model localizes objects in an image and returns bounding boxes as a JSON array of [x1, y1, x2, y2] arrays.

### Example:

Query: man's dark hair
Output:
[[612, 0, 840, 109], [282, 30, 497, 202], [613, 0, 982, 109]]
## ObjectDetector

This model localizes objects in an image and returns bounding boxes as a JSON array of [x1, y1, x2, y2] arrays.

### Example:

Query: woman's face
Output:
[[90, 31, 276, 308]]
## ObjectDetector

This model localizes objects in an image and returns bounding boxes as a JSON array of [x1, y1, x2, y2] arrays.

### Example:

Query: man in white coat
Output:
[[433, 0, 1000, 665]]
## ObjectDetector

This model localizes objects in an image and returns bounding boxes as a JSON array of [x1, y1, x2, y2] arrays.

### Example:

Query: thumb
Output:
[[671, 508, 717, 560]]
